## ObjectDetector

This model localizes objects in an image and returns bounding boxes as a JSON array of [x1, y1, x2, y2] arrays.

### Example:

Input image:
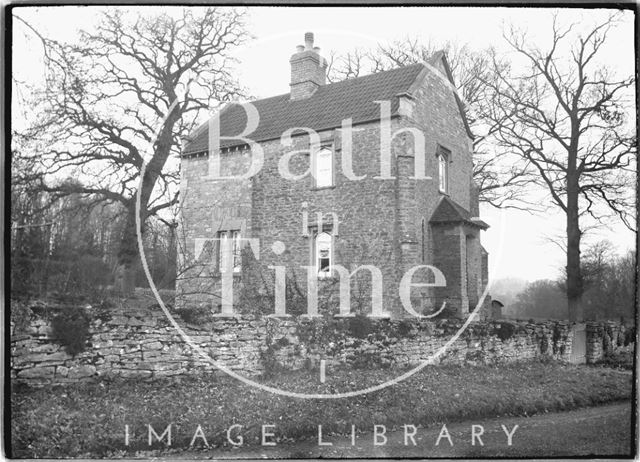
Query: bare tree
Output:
[[484, 14, 635, 321], [557, 241, 635, 322], [14, 7, 248, 294], [327, 38, 529, 208]]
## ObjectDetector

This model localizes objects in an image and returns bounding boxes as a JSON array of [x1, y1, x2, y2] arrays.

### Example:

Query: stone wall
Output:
[[10, 300, 632, 386], [397, 56, 481, 317], [176, 148, 253, 310], [585, 321, 635, 364], [265, 316, 575, 371], [11, 301, 265, 383]]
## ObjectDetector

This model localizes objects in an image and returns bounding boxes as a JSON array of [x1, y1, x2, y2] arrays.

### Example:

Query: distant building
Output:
[[491, 300, 505, 319]]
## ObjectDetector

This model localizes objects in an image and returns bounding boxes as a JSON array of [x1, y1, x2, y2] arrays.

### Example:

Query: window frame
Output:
[[421, 218, 426, 263], [312, 145, 335, 189], [310, 226, 334, 279], [437, 145, 451, 194], [218, 229, 242, 274]]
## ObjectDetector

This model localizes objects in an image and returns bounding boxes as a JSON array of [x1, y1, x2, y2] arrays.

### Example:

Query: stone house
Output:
[[177, 32, 489, 319]]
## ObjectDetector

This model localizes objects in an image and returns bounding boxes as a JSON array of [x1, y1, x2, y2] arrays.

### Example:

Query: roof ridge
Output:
[[243, 62, 427, 106], [183, 62, 428, 155], [431, 195, 488, 229]]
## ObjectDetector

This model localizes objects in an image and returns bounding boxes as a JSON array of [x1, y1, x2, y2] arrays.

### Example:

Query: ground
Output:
[[10, 362, 633, 458], [178, 402, 632, 458]]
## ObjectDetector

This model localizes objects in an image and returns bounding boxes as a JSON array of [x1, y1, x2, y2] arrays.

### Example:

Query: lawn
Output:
[[10, 361, 632, 458]]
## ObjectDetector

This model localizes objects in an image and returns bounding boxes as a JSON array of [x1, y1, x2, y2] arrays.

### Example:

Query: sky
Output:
[[11, 6, 637, 282]]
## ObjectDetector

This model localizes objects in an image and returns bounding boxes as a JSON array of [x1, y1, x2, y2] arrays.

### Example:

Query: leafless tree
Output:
[[13, 7, 249, 294], [327, 38, 529, 208], [483, 13, 635, 321]]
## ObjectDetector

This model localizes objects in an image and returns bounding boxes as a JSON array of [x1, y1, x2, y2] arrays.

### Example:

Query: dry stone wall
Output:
[[586, 321, 635, 364], [10, 300, 631, 385]]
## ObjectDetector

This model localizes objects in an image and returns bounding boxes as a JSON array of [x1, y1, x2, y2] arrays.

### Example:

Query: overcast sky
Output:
[[12, 6, 637, 282]]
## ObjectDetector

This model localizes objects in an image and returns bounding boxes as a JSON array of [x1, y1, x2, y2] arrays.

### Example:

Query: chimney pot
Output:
[[304, 32, 314, 50], [290, 32, 326, 100]]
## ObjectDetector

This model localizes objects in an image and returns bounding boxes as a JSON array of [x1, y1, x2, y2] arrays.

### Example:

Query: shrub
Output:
[[551, 324, 568, 355], [348, 314, 373, 339], [93, 299, 114, 323], [495, 322, 518, 341], [295, 316, 346, 350], [11, 301, 33, 334], [350, 350, 384, 369], [465, 349, 485, 362], [395, 320, 416, 338], [624, 326, 635, 346], [51, 307, 92, 356], [539, 333, 550, 355], [177, 306, 212, 325], [431, 303, 458, 320], [598, 350, 633, 371], [19, 256, 112, 301], [260, 344, 286, 379]]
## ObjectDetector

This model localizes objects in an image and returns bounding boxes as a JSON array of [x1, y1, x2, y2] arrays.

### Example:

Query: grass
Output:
[[596, 350, 634, 371], [10, 361, 632, 458]]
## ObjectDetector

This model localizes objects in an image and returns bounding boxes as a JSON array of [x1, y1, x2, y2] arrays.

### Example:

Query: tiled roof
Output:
[[430, 196, 489, 229], [183, 63, 426, 155]]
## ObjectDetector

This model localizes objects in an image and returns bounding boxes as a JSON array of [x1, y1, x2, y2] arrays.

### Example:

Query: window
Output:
[[437, 146, 450, 193], [314, 146, 333, 188], [312, 230, 333, 278], [421, 218, 426, 263], [218, 230, 241, 273]]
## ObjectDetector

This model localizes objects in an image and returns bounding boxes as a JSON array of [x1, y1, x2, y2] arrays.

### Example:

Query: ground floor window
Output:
[[218, 229, 241, 273], [311, 229, 333, 278]]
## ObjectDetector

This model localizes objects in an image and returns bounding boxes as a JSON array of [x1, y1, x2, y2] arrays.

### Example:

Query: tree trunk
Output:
[[112, 104, 177, 296], [566, 173, 584, 322], [114, 261, 136, 295], [114, 206, 140, 296], [159, 223, 177, 289]]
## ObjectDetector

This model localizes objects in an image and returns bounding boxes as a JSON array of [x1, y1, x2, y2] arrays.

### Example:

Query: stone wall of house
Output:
[[177, 59, 489, 319], [178, 121, 416, 317], [397, 58, 485, 317], [177, 148, 253, 310], [247, 124, 407, 316]]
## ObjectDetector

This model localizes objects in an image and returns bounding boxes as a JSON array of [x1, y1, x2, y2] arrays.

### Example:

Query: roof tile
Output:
[[183, 63, 426, 154], [430, 196, 489, 229]]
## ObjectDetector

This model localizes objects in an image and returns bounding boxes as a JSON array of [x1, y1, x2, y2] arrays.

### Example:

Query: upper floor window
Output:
[[437, 146, 450, 194], [314, 146, 333, 188], [421, 218, 426, 263], [218, 229, 242, 273]]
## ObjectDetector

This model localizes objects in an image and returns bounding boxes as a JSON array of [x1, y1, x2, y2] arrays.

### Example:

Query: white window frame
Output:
[[218, 229, 242, 273], [313, 145, 334, 188], [311, 228, 333, 279], [437, 146, 450, 194], [421, 218, 426, 263]]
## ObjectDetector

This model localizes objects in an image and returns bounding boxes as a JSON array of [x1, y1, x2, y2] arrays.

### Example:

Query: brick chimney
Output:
[[289, 32, 327, 100]]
